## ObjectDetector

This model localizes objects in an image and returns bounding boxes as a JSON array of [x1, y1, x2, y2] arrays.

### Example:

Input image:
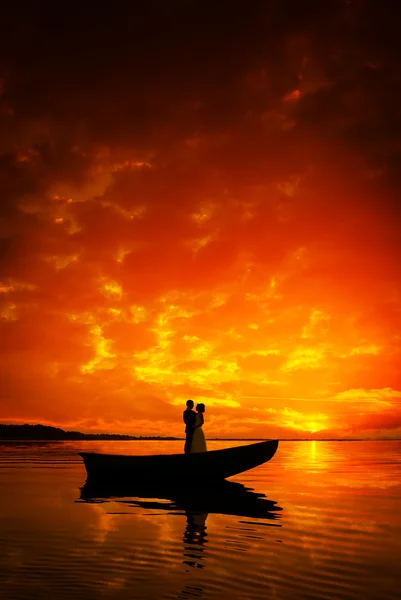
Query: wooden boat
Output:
[[78, 439, 279, 482]]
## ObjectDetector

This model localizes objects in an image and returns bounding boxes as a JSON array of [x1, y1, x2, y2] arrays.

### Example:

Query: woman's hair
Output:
[[196, 403, 205, 413]]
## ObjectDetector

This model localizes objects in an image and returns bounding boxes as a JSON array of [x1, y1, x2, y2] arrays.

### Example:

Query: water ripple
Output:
[[0, 440, 400, 599]]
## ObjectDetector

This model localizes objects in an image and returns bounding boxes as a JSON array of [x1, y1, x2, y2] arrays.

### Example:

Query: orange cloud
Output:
[[1, 3, 401, 438]]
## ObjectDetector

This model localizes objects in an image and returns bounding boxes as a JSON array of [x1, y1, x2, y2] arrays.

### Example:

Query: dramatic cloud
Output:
[[1, 1, 400, 437]]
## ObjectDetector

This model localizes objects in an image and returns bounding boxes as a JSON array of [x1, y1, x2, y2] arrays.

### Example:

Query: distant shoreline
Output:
[[1, 439, 401, 441], [1, 438, 400, 442], [0, 424, 176, 441], [0, 424, 399, 442]]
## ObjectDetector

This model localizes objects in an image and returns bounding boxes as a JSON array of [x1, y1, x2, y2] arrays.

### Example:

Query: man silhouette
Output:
[[183, 399, 196, 454]]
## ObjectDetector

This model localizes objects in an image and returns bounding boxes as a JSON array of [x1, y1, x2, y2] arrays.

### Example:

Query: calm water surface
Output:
[[0, 440, 400, 600]]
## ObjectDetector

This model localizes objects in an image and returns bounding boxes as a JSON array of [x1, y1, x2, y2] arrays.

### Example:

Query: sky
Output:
[[1, 1, 401, 439]]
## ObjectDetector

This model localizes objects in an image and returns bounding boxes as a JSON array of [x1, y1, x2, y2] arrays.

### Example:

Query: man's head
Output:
[[186, 399, 194, 409]]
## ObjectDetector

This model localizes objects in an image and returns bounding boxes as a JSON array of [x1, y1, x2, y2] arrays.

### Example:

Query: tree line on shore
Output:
[[0, 424, 177, 440]]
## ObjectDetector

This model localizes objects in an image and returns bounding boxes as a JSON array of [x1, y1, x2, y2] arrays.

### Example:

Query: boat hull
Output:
[[78, 439, 279, 482]]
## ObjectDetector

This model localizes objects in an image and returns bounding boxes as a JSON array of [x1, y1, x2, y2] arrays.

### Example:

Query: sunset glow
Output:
[[1, 3, 401, 438]]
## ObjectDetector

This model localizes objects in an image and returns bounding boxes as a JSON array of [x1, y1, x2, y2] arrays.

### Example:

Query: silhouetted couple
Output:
[[183, 400, 207, 454]]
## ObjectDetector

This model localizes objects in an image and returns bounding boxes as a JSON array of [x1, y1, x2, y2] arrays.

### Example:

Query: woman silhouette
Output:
[[190, 403, 207, 453]]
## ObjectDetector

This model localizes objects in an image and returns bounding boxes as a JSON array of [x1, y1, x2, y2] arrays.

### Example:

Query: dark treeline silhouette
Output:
[[0, 424, 177, 441]]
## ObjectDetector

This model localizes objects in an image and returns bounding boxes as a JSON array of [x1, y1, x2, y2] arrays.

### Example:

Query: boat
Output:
[[78, 478, 283, 521], [78, 439, 279, 482]]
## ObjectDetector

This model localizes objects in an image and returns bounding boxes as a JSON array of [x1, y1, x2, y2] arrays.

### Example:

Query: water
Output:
[[0, 440, 400, 600]]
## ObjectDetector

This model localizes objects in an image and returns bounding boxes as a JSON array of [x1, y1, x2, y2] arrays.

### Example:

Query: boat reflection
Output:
[[79, 478, 283, 521], [79, 478, 282, 587]]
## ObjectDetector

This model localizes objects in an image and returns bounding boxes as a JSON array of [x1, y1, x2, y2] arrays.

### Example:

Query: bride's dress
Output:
[[191, 414, 207, 453]]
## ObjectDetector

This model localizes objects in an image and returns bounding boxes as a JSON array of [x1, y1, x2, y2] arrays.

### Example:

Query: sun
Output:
[[306, 422, 321, 434]]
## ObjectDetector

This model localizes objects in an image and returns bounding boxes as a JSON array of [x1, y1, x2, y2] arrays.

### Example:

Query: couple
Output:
[[183, 400, 207, 454]]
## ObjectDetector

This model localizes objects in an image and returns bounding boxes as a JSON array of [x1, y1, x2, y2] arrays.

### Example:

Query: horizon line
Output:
[[0, 423, 400, 442]]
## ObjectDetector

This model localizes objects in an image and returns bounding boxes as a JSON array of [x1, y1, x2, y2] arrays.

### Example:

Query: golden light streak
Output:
[[68, 312, 95, 324], [112, 160, 152, 171], [191, 203, 215, 225], [283, 89, 301, 102], [0, 281, 36, 293], [115, 248, 132, 263], [186, 234, 215, 253], [81, 324, 116, 374], [100, 280, 123, 300], [282, 346, 326, 372], [345, 345, 381, 357], [129, 305, 147, 324], [1, 303, 18, 321], [276, 176, 300, 197], [301, 309, 331, 339], [102, 201, 146, 220], [334, 388, 401, 404], [45, 254, 79, 270]]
